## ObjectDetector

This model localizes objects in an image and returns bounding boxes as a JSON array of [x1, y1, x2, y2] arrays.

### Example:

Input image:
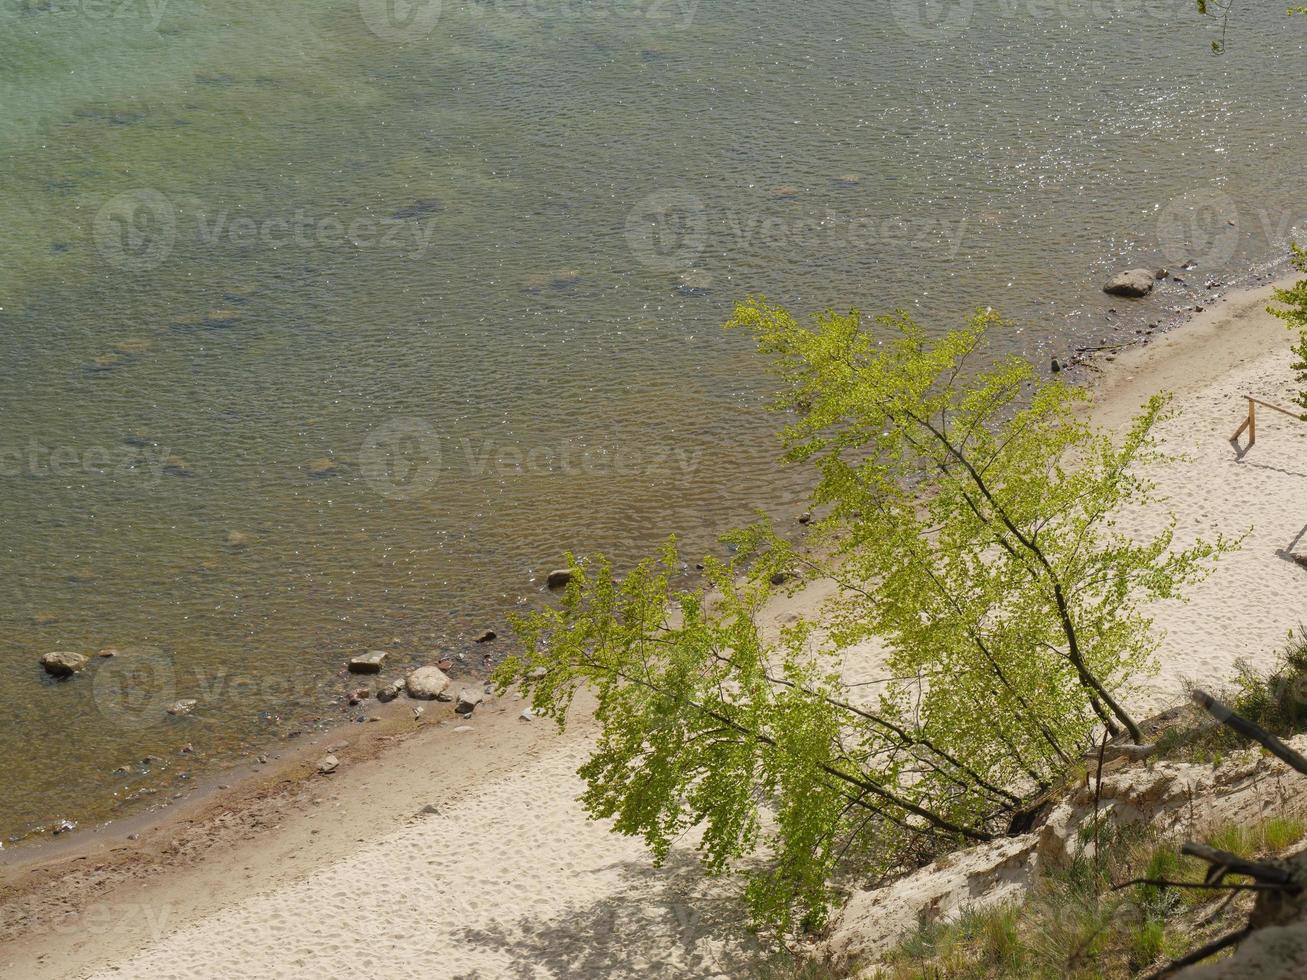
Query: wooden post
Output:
[[1230, 395, 1300, 452]]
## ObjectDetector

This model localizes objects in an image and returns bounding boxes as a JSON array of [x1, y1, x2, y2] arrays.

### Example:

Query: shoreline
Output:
[[4, 270, 1307, 977], [0, 255, 1295, 855]]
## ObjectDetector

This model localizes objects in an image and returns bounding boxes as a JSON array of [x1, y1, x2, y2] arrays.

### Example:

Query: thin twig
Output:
[[1143, 927, 1250, 979], [1113, 877, 1285, 893]]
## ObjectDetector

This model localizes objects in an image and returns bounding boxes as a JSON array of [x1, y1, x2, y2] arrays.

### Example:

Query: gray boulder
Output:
[[1103, 269, 1156, 298], [40, 652, 89, 678], [455, 688, 485, 715], [405, 666, 451, 701]]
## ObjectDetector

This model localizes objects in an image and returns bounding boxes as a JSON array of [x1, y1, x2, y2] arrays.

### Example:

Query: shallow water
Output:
[[2, 1, 1306, 841]]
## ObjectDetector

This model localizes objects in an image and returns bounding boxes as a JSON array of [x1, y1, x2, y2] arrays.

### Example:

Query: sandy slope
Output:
[[3, 277, 1307, 979], [1095, 277, 1307, 707]]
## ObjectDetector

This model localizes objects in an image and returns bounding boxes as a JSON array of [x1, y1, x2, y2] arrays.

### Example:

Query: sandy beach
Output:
[[4, 276, 1307, 979]]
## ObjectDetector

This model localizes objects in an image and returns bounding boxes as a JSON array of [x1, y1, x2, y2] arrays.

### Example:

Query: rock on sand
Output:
[[405, 666, 451, 701]]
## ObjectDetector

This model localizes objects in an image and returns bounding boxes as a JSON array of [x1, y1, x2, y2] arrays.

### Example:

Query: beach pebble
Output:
[[316, 754, 339, 775], [167, 699, 198, 716], [475, 629, 497, 643], [40, 651, 89, 678], [769, 570, 798, 586], [349, 650, 388, 674], [1102, 269, 1155, 298], [455, 688, 484, 715], [520, 708, 537, 722], [405, 666, 451, 701], [376, 680, 403, 703], [546, 568, 574, 590], [97, 647, 119, 658]]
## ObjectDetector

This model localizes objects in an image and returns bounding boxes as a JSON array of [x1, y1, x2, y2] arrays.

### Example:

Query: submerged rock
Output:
[[203, 309, 241, 327], [40, 651, 89, 678], [391, 198, 444, 220], [167, 699, 198, 716], [676, 270, 713, 297], [1102, 269, 1156, 298], [523, 269, 581, 293], [306, 457, 338, 478], [163, 455, 194, 477]]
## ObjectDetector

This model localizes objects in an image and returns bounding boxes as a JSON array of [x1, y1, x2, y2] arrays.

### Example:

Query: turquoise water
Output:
[[2, 1, 1306, 841]]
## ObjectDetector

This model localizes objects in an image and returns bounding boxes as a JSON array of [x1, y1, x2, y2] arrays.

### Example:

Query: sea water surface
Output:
[[2, 1, 1306, 841]]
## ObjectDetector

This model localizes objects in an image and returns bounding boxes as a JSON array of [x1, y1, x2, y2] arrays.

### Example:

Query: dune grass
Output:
[[874, 812, 1306, 979]]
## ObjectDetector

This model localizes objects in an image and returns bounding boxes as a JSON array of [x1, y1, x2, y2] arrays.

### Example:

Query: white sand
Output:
[[78, 742, 756, 980], [4, 278, 1307, 979]]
